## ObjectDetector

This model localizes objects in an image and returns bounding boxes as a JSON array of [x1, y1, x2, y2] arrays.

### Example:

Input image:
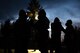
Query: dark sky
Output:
[[0, 0, 80, 26]]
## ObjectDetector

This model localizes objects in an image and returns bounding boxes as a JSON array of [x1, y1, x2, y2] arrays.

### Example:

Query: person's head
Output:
[[38, 9, 46, 19], [19, 9, 27, 20], [66, 19, 72, 26], [54, 17, 60, 23]]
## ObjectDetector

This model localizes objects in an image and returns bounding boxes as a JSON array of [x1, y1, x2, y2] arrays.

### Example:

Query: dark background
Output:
[[0, 0, 80, 27]]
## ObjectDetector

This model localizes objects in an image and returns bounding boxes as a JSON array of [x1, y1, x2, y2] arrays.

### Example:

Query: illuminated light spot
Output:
[[35, 14, 38, 20], [48, 28, 51, 31], [48, 23, 51, 38], [53, 50, 55, 53], [35, 11, 38, 20], [61, 31, 65, 42], [28, 49, 41, 53], [28, 49, 34, 53], [48, 50, 50, 53], [11, 49, 15, 53], [27, 12, 33, 17], [35, 50, 41, 53]]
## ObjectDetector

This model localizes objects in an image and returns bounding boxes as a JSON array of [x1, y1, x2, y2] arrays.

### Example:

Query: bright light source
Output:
[[27, 12, 33, 17], [28, 49, 41, 53], [35, 11, 38, 20], [35, 14, 38, 20]]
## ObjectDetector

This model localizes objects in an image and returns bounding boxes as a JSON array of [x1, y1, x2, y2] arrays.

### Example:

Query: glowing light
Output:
[[27, 12, 33, 17], [35, 11, 38, 20], [61, 31, 65, 42], [48, 23, 51, 38], [35, 14, 38, 20], [53, 50, 55, 53], [28, 49, 41, 53]]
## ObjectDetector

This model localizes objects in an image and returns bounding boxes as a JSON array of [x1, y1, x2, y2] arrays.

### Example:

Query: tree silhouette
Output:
[[27, 0, 42, 20], [27, 0, 41, 12]]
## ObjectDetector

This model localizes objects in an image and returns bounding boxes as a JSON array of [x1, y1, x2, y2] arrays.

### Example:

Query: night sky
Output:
[[0, 0, 80, 26]]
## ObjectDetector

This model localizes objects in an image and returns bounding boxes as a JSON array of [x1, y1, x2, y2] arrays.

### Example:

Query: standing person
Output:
[[14, 9, 29, 53], [27, 10, 39, 49], [1, 19, 12, 53], [36, 9, 50, 53], [64, 20, 75, 53], [51, 17, 65, 53]]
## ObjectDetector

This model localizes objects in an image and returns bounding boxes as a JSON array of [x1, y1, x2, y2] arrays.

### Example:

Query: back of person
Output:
[[36, 9, 50, 53], [51, 17, 64, 45], [14, 9, 28, 53], [64, 20, 74, 46], [36, 9, 49, 41], [64, 20, 75, 53], [1, 19, 12, 53], [51, 17, 65, 53]]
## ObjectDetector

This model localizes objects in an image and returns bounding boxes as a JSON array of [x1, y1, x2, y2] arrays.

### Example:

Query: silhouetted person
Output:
[[51, 17, 65, 53], [14, 9, 29, 53], [36, 9, 50, 53], [27, 11, 39, 49], [77, 28, 80, 52], [1, 19, 12, 53], [74, 26, 79, 53], [64, 20, 75, 53]]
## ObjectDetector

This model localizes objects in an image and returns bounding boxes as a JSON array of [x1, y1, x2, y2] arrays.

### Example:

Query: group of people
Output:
[[50, 18, 75, 53], [0, 9, 77, 53]]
